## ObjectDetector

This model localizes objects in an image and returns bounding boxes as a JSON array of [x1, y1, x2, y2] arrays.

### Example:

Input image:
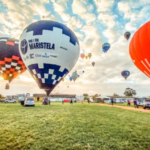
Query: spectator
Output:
[[134, 98, 138, 108], [49, 98, 50, 105], [127, 100, 131, 106], [111, 98, 114, 106]]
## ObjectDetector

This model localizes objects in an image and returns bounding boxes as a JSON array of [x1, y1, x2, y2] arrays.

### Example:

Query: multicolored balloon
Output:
[[102, 43, 110, 53], [121, 70, 130, 80], [80, 53, 85, 59], [124, 32, 131, 41], [19, 21, 80, 96], [88, 53, 92, 59], [129, 21, 150, 78], [92, 62, 95, 66], [0, 37, 26, 87]]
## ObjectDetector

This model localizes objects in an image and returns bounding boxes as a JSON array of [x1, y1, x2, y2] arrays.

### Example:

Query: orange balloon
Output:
[[80, 53, 85, 59], [129, 21, 150, 78], [85, 56, 88, 59]]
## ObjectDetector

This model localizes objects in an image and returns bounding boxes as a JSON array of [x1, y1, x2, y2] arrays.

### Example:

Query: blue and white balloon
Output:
[[19, 21, 80, 95], [121, 70, 130, 80], [102, 43, 110, 53]]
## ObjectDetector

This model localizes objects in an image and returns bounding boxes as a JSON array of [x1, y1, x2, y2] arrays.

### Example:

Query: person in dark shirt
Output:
[[134, 98, 138, 108], [111, 98, 114, 105]]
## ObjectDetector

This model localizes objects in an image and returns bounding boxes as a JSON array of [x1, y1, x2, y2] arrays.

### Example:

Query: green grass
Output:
[[0, 102, 150, 150]]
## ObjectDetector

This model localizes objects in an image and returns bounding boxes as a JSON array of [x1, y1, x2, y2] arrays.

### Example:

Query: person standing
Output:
[[49, 98, 50, 105], [127, 100, 131, 106], [111, 98, 114, 106], [134, 98, 138, 108]]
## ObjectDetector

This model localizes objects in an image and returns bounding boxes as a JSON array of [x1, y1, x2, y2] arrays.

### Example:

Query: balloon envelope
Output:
[[102, 43, 110, 53], [88, 53, 92, 59], [69, 76, 72, 81], [0, 37, 26, 83], [80, 53, 85, 59], [124, 32, 131, 40], [72, 71, 78, 81], [92, 62, 95, 66], [19, 21, 80, 95], [121, 70, 130, 79], [129, 21, 150, 79]]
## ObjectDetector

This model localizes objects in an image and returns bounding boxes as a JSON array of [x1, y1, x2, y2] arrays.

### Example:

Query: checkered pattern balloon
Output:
[[19, 21, 80, 95], [0, 37, 26, 83]]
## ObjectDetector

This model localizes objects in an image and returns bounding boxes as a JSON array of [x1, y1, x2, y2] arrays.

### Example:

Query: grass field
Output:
[[0, 102, 150, 150]]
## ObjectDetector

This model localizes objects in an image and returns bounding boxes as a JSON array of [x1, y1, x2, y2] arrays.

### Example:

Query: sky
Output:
[[0, 0, 150, 97]]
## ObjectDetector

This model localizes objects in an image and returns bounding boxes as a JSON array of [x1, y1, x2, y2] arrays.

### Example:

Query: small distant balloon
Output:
[[82, 71, 84, 73], [102, 43, 110, 53], [88, 53, 92, 59], [42, 16, 45, 19], [121, 70, 130, 80], [69, 76, 72, 81], [85, 56, 88, 59], [81, 53, 85, 59], [72, 71, 78, 81], [124, 32, 131, 41], [62, 78, 64, 81], [92, 62, 95, 66]]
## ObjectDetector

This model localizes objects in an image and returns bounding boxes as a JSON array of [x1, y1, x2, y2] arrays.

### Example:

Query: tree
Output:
[[113, 93, 119, 96], [92, 94, 99, 100], [83, 93, 89, 100], [0, 94, 5, 99], [124, 88, 136, 96]]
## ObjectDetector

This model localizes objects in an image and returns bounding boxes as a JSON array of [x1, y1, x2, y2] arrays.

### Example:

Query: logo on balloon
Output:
[[21, 39, 28, 55]]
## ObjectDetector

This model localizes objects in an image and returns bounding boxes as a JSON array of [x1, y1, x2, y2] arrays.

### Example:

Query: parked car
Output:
[[143, 99, 150, 109], [5, 99, 17, 103], [24, 97, 35, 106]]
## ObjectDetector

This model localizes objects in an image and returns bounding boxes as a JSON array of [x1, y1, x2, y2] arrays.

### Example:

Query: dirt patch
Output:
[[91, 103, 150, 113]]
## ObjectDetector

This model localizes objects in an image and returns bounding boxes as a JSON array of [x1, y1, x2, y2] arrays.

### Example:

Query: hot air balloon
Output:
[[69, 76, 72, 81], [124, 32, 131, 41], [0, 37, 26, 89], [72, 71, 78, 81], [92, 62, 95, 66], [129, 21, 150, 79], [78, 75, 80, 77], [88, 53, 92, 59], [19, 20, 80, 96], [81, 53, 85, 59], [82, 70, 84, 73], [62, 78, 64, 81], [85, 56, 88, 59], [67, 86, 69, 88], [42, 16, 45, 19], [102, 43, 110, 53], [121, 70, 130, 80]]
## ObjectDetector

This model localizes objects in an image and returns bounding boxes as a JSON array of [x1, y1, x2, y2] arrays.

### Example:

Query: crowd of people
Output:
[[110, 98, 139, 108]]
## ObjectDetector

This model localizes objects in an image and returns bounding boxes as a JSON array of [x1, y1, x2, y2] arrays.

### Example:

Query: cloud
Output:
[[94, 0, 115, 12], [67, 16, 83, 31], [51, 0, 70, 21]]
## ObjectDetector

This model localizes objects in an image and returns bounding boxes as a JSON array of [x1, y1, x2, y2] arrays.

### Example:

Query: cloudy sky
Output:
[[0, 0, 150, 97]]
